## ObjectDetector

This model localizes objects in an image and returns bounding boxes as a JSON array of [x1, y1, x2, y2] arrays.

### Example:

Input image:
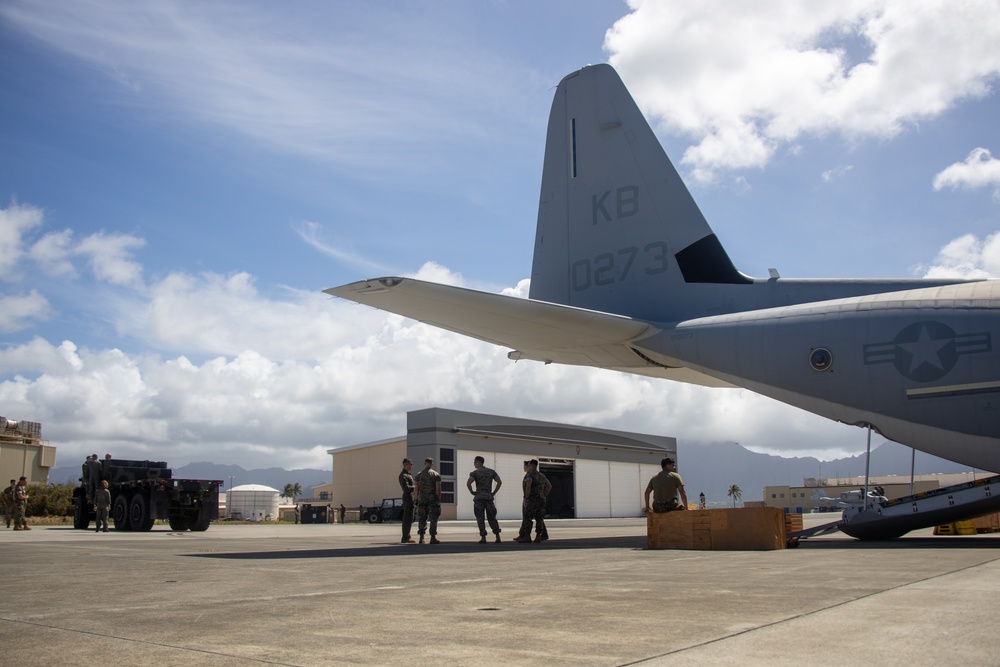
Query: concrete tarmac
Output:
[[1, 515, 998, 666]]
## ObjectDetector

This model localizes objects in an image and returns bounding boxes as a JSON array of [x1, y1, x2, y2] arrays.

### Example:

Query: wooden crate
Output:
[[971, 512, 1000, 533], [647, 508, 786, 550], [785, 513, 803, 534]]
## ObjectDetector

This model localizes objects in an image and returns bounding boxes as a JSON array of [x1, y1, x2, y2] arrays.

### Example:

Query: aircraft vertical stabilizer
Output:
[[529, 64, 750, 321]]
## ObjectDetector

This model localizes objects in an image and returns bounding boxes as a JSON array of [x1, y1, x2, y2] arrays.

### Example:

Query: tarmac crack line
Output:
[[0, 616, 303, 667], [614, 553, 1000, 666]]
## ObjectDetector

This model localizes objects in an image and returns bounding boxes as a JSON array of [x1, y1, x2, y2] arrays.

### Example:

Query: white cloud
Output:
[[605, 0, 1000, 181], [131, 270, 362, 360], [29, 229, 77, 278], [294, 222, 393, 275], [0, 291, 51, 333], [1, 203, 147, 290], [822, 164, 853, 182], [74, 231, 146, 288], [0, 201, 44, 280], [918, 232, 1000, 279], [933, 148, 1000, 199]]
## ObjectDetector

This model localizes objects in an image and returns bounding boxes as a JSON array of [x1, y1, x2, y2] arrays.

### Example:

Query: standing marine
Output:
[[3, 479, 15, 529], [466, 455, 502, 544], [12, 476, 29, 530], [94, 480, 111, 533], [398, 458, 416, 543], [414, 457, 442, 544], [515, 460, 551, 543], [644, 457, 688, 514]]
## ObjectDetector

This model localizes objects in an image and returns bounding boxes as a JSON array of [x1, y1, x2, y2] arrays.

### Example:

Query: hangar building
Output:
[[328, 408, 676, 521]]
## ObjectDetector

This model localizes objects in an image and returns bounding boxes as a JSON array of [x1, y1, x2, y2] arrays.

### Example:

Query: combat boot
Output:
[[418, 536, 425, 544], [478, 536, 487, 544], [513, 535, 531, 543], [430, 536, 441, 544], [494, 534, 501, 543]]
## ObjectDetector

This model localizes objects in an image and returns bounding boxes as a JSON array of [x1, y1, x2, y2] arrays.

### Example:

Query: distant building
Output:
[[328, 407, 676, 521], [1, 416, 56, 485], [763, 472, 997, 513], [227, 484, 280, 521]]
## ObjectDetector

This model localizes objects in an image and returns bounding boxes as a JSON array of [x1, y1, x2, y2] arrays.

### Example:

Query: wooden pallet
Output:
[[647, 508, 786, 550], [785, 513, 803, 534]]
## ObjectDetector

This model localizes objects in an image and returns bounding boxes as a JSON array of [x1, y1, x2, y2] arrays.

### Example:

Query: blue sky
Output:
[[2, 1, 999, 472]]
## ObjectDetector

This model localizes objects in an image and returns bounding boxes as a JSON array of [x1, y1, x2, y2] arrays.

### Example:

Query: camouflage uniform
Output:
[[94, 486, 112, 532], [398, 467, 415, 541], [468, 466, 502, 537], [518, 470, 549, 540], [12, 481, 28, 530], [85, 457, 102, 503], [2, 482, 14, 528], [414, 467, 441, 538]]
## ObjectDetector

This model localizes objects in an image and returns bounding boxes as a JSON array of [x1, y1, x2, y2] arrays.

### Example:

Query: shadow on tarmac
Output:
[[798, 535, 1000, 549], [186, 535, 649, 560], [184, 533, 1000, 560]]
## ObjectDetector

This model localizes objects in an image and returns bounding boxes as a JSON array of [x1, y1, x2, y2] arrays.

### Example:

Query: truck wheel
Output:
[[367, 512, 380, 524], [73, 496, 90, 530], [112, 493, 132, 531], [168, 516, 190, 531], [190, 510, 211, 532], [129, 493, 155, 532]]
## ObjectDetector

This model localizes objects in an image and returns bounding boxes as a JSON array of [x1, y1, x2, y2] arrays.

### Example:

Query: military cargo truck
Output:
[[73, 458, 222, 532]]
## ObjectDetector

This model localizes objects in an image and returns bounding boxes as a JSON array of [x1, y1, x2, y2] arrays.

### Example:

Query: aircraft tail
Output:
[[529, 64, 750, 322]]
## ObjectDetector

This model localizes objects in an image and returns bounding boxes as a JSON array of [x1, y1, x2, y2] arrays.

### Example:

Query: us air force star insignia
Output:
[[863, 321, 992, 382]]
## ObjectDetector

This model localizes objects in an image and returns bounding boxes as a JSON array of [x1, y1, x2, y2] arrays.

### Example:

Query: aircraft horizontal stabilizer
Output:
[[325, 277, 733, 387]]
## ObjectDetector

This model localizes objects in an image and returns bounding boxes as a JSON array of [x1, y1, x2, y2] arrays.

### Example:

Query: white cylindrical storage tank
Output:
[[227, 484, 280, 521]]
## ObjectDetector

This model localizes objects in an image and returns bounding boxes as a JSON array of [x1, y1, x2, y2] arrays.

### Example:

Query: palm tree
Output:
[[283, 482, 302, 501], [727, 484, 742, 508]]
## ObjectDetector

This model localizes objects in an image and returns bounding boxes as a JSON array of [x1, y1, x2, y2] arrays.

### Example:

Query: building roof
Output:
[[327, 436, 405, 456], [229, 484, 279, 493]]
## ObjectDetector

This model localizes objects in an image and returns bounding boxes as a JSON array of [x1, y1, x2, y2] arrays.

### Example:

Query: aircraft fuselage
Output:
[[637, 280, 999, 469]]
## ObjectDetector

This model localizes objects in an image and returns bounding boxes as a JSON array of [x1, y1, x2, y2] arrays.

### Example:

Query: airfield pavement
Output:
[[1, 513, 998, 666]]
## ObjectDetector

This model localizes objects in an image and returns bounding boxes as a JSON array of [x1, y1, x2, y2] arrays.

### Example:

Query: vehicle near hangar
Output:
[[362, 498, 405, 524], [72, 457, 222, 532]]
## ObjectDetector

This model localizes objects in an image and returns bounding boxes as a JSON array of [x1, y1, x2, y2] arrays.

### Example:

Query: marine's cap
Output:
[[402, 458, 413, 465]]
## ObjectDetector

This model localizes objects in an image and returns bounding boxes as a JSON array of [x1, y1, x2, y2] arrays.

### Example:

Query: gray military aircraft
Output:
[[327, 63, 998, 475]]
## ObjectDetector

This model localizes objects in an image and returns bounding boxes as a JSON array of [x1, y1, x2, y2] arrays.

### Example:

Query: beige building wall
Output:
[[311, 482, 334, 502], [1, 422, 56, 485], [330, 438, 406, 509]]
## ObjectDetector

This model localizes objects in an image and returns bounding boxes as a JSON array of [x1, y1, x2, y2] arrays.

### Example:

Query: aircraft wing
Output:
[[325, 277, 734, 387]]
